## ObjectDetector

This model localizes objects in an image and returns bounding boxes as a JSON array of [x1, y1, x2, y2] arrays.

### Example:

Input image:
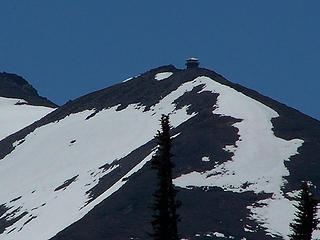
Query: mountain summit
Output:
[[0, 72, 57, 108], [0, 65, 319, 240]]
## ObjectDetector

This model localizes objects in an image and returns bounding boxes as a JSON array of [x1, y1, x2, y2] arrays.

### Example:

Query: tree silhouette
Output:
[[150, 114, 180, 240], [289, 181, 319, 240]]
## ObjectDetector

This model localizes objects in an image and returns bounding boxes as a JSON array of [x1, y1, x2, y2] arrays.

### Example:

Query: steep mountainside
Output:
[[0, 66, 319, 240]]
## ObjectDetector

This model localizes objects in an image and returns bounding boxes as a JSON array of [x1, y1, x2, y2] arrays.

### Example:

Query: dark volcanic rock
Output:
[[0, 204, 27, 235], [0, 72, 57, 108]]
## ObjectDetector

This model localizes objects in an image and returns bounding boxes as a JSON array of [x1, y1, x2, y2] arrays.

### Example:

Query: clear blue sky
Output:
[[1, 1, 319, 120]]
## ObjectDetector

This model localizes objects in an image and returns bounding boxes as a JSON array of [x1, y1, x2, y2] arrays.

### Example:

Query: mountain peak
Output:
[[0, 66, 319, 240], [0, 72, 57, 108]]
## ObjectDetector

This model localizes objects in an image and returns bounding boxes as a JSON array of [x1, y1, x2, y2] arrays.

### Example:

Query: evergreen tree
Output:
[[150, 114, 180, 240], [289, 181, 319, 240]]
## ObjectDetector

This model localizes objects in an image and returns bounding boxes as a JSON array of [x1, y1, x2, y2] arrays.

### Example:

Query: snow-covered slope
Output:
[[0, 97, 54, 140], [0, 66, 319, 240], [0, 72, 57, 140], [173, 77, 304, 238], [0, 85, 196, 240]]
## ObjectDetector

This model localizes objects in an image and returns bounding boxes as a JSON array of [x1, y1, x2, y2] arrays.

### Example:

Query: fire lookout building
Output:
[[185, 58, 200, 69]]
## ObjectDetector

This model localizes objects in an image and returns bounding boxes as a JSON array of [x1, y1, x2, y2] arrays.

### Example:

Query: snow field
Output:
[[0, 97, 54, 140]]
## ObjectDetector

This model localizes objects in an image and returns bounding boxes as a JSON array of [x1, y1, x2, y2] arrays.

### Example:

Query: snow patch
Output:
[[212, 232, 226, 238], [247, 190, 320, 239], [201, 156, 210, 162], [312, 207, 320, 239], [172, 132, 181, 139], [155, 72, 173, 81], [244, 225, 255, 233], [201, 231, 235, 239], [248, 196, 296, 238], [122, 77, 133, 82]]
